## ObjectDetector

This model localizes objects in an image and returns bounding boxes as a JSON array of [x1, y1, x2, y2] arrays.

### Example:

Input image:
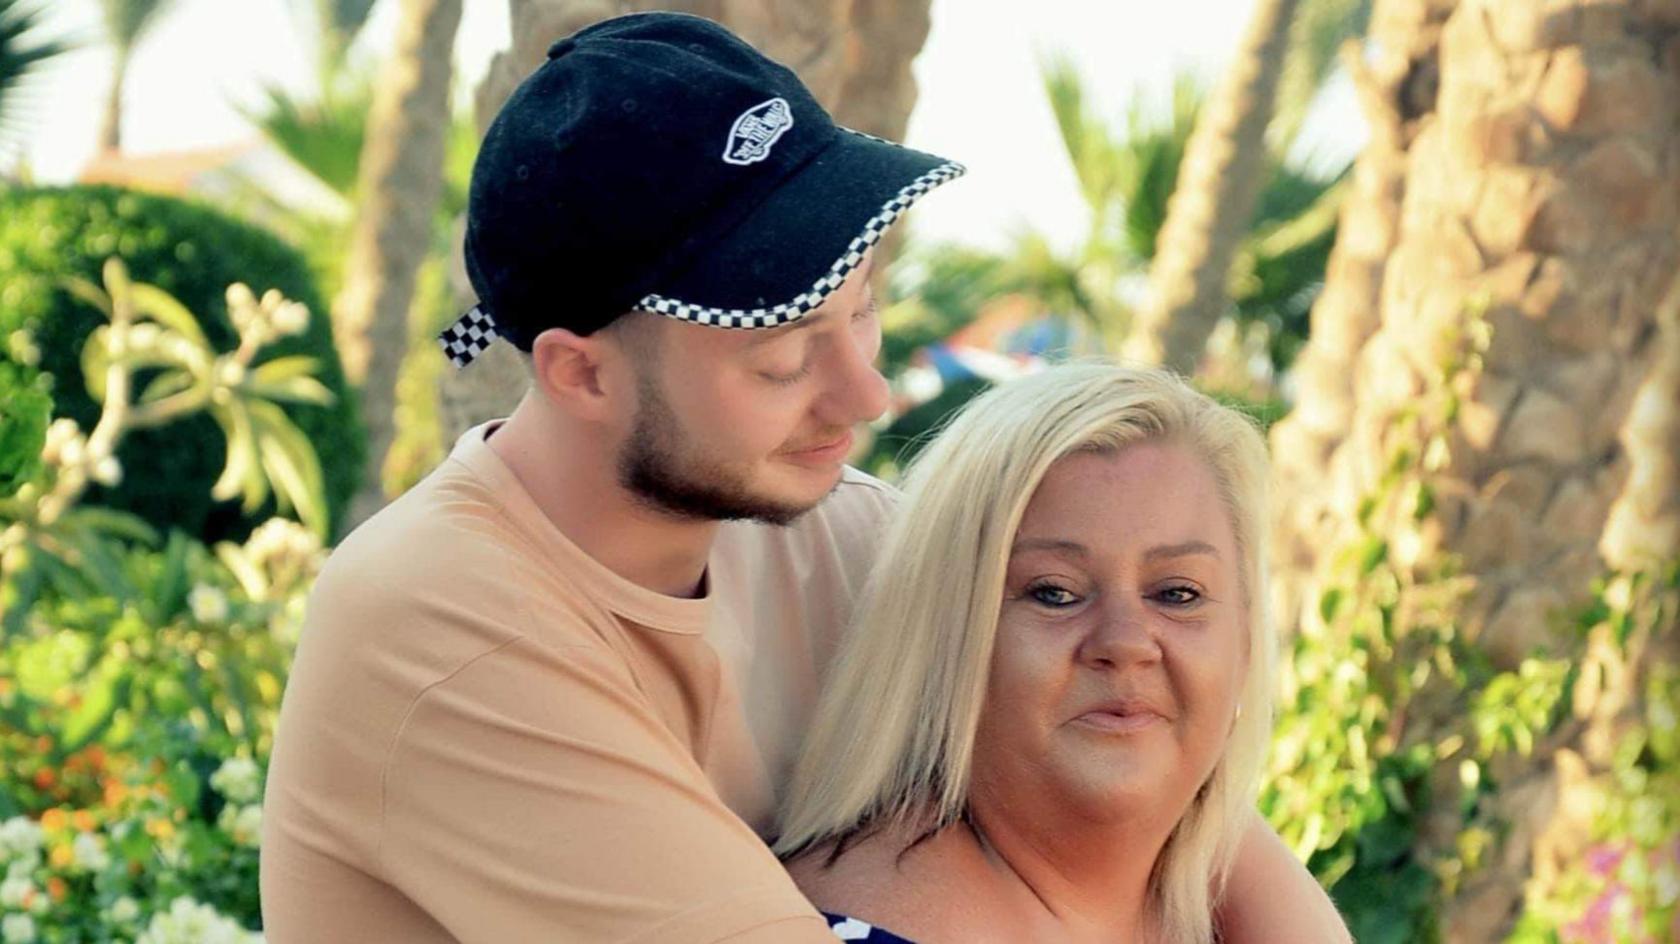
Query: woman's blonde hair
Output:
[[774, 363, 1276, 944]]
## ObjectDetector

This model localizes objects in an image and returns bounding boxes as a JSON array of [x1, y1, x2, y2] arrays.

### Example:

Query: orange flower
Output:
[[46, 877, 66, 902], [49, 843, 73, 868], [103, 780, 128, 807], [72, 810, 96, 833], [84, 746, 107, 769], [40, 808, 68, 832], [32, 768, 56, 790]]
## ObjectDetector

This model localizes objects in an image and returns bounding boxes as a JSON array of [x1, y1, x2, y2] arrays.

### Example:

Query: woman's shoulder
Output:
[[787, 823, 1005, 944]]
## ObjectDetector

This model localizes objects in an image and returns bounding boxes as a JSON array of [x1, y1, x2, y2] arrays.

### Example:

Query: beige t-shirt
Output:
[[259, 422, 895, 943]]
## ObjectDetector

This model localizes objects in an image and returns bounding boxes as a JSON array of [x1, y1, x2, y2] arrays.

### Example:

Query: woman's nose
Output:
[[1076, 596, 1163, 669]]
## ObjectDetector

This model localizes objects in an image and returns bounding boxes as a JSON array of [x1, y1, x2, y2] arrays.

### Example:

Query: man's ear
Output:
[[529, 327, 624, 421]]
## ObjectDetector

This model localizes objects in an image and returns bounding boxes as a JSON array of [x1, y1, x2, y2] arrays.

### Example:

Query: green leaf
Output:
[[246, 374, 334, 406], [1319, 587, 1345, 624], [210, 401, 260, 509], [57, 505, 160, 545], [1358, 537, 1389, 576], [138, 368, 196, 404], [59, 668, 131, 753], [128, 281, 209, 348], [61, 274, 113, 318], [82, 324, 112, 401], [248, 399, 328, 537], [249, 355, 321, 383]]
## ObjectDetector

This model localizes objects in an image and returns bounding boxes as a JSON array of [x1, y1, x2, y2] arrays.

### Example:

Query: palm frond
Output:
[[241, 76, 371, 198], [0, 0, 73, 143], [97, 0, 174, 49], [1272, 0, 1374, 148]]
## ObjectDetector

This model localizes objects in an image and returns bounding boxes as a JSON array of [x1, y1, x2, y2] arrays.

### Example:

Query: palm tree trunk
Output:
[[100, 46, 127, 152], [1122, 0, 1303, 375], [1268, 0, 1457, 639], [439, 0, 933, 446], [1295, 1, 1680, 937], [1601, 256, 1680, 570], [338, 0, 462, 527]]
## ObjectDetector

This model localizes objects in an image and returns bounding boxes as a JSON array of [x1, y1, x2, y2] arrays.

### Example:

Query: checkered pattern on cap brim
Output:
[[437, 137, 966, 368], [637, 155, 965, 329]]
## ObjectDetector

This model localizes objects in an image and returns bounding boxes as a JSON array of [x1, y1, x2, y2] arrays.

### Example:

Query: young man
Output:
[[260, 12, 1350, 943]]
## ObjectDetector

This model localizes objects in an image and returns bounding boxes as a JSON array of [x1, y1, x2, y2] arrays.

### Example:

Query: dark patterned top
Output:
[[823, 911, 918, 943]]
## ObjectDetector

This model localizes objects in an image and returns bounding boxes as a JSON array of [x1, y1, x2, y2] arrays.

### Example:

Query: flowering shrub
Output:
[[0, 263, 328, 940]]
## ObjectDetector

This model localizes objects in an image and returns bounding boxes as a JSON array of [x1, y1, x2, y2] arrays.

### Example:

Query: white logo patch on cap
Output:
[[723, 98, 793, 166]]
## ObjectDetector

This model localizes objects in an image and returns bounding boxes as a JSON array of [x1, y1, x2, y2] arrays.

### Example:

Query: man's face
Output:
[[613, 259, 890, 525]]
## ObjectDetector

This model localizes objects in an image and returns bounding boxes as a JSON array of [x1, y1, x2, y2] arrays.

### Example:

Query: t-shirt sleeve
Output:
[[376, 635, 838, 944]]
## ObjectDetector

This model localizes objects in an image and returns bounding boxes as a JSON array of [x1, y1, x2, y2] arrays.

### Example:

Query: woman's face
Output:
[[970, 442, 1249, 830]]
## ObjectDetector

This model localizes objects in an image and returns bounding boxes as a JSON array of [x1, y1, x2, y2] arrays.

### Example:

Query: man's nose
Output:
[[816, 325, 890, 426]]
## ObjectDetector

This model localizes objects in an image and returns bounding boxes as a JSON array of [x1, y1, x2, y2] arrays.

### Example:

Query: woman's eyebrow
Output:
[[1009, 537, 1088, 557], [1143, 540, 1220, 562]]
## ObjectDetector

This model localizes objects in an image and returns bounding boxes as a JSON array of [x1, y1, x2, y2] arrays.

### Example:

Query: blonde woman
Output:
[[777, 365, 1334, 943]]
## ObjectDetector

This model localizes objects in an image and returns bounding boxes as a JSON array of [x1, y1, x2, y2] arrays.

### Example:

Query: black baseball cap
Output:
[[438, 11, 965, 368]]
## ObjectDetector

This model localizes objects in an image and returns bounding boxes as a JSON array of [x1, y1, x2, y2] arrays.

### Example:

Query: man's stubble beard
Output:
[[616, 368, 833, 526]]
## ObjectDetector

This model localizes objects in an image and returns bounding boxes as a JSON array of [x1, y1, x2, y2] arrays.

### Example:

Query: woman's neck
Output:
[[962, 806, 1169, 943]]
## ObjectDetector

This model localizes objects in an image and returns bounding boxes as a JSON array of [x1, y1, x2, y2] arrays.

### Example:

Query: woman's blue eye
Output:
[[1028, 584, 1079, 607], [1154, 585, 1201, 607]]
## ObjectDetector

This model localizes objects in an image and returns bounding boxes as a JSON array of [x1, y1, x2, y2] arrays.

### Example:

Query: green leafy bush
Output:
[[0, 185, 363, 542]]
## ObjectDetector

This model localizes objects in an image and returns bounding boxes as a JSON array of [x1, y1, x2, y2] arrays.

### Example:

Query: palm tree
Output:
[[1123, 0, 1304, 374], [96, 0, 175, 153], [307, 0, 378, 90], [957, 61, 1342, 376], [1267, 0, 1455, 642], [335, 0, 462, 527], [1124, 0, 1376, 378], [1279, 1, 1680, 937], [0, 0, 71, 158]]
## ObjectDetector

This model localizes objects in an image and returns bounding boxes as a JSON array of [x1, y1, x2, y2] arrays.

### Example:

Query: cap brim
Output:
[[635, 129, 964, 328]]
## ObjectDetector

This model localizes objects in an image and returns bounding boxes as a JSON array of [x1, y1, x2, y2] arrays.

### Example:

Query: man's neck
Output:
[[487, 397, 719, 598]]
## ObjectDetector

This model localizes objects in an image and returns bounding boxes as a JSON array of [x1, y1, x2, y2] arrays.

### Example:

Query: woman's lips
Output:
[[1071, 710, 1166, 734]]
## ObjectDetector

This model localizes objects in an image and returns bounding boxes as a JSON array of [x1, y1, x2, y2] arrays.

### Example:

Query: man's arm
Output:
[[376, 635, 839, 944], [1217, 811, 1353, 943]]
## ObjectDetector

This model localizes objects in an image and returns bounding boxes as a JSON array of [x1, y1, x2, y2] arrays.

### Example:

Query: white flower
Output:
[[189, 585, 230, 624], [109, 895, 142, 924], [1, 913, 35, 944], [0, 818, 43, 861], [4, 849, 40, 881], [216, 805, 263, 848], [137, 897, 263, 944], [210, 757, 261, 804], [0, 875, 35, 909], [71, 831, 110, 872], [269, 301, 309, 336], [92, 455, 123, 487]]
